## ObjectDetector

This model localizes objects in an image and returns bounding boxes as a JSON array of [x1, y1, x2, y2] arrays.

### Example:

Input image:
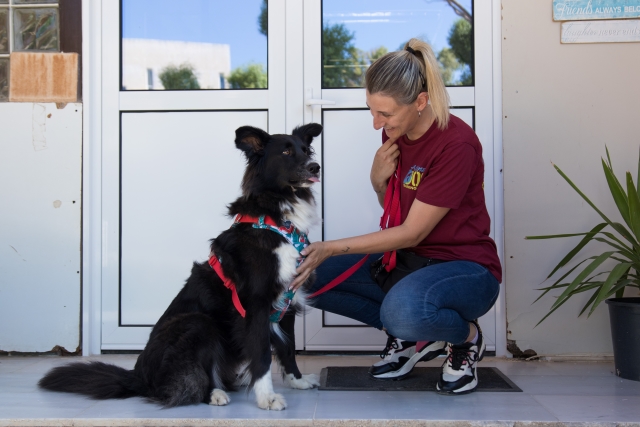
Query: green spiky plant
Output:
[[526, 147, 640, 326]]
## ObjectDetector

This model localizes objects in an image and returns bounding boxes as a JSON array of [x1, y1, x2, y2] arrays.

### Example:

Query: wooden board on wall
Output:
[[9, 52, 78, 103]]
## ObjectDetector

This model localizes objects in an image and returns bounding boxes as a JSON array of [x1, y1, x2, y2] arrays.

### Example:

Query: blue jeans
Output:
[[307, 254, 500, 345]]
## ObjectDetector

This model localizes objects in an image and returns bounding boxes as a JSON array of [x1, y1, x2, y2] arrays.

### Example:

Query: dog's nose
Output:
[[307, 162, 320, 174]]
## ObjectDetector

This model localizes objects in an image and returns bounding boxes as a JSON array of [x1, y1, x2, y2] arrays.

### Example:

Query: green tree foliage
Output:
[[258, 0, 267, 36], [448, 19, 472, 67], [228, 63, 267, 89], [322, 23, 366, 88], [159, 64, 200, 90], [437, 18, 473, 86], [320, 25, 391, 88], [227, 1, 269, 89], [437, 48, 460, 85]]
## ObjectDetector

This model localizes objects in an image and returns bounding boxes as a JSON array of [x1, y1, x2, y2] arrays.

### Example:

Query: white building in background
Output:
[[122, 38, 231, 90]]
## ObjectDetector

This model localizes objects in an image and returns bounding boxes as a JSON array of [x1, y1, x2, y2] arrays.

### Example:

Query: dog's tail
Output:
[[38, 361, 147, 400]]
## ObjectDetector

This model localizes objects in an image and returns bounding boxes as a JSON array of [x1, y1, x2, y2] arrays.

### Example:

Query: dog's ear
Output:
[[235, 126, 270, 156], [292, 123, 323, 145]]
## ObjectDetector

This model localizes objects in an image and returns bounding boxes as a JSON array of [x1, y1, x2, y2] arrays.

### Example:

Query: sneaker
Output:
[[436, 320, 486, 394], [369, 333, 447, 380]]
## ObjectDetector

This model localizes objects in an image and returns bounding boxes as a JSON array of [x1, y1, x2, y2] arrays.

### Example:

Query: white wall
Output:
[[0, 103, 82, 353], [502, 1, 640, 356]]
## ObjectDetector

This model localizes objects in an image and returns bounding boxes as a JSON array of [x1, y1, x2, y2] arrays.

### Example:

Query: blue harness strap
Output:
[[248, 215, 308, 266], [233, 214, 309, 323]]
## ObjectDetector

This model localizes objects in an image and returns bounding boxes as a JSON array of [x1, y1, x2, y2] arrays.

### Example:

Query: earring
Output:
[[418, 110, 421, 117]]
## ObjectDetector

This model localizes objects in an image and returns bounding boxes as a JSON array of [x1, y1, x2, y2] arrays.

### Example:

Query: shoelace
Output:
[[380, 335, 400, 359], [447, 346, 479, 371]]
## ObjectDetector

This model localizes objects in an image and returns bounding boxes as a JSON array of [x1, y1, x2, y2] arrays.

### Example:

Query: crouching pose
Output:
[[291, 39, 501, 395]]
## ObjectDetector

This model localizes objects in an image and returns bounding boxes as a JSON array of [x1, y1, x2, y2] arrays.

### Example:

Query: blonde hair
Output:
[[365, 38, 450, 130]]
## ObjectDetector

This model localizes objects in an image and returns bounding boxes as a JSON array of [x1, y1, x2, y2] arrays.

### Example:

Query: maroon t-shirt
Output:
[[382, 114, 502, 282]]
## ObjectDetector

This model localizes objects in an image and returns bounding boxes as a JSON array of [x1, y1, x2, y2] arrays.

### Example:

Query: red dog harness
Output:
[[209, 214, 309, 320], [208, 254, 246, 317]]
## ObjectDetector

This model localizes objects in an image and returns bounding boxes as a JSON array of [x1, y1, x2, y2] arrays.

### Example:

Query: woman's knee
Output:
[[380, 290, 438, 340], [380, 288, 407, 325]]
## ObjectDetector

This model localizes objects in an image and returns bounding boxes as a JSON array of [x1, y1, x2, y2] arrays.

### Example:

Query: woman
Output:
[[291, 38, 501, 395]]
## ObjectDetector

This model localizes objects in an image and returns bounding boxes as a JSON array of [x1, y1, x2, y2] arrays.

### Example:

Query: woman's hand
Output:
[[290, 241, 333, 290], [370, 135, 400, 194]]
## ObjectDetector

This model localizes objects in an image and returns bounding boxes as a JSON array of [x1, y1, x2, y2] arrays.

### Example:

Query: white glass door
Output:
[[302, 0, 499, 351], [100, 0, 295, 349]]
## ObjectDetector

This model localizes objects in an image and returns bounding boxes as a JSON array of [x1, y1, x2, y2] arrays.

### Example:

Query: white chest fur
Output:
[[274, 244, 300, 286], [274, 196, 318, 284], [280, 197, 319, 237]]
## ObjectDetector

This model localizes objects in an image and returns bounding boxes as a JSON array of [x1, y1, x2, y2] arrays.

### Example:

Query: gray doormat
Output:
[[319, 366, 522, 392]]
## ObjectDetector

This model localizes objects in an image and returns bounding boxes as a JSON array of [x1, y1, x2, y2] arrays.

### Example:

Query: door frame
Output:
[[107, 0, 308, 350], [81, 0, 506, 356]]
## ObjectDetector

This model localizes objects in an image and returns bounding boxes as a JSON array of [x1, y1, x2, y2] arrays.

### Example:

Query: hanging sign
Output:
[[553, 0, 640, 21], [561, 19, 640, 42]]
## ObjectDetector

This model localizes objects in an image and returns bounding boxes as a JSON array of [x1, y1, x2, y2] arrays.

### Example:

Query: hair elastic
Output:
[[405, 46, 417, 55]]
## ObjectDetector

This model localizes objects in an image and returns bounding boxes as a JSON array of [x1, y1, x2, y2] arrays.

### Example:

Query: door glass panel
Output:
[[322, 0, 473, 88], [121, 0, 268, 90]]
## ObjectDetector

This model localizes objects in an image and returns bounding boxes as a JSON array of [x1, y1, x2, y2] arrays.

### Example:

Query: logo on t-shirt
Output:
[[403, 165, 425, 190]]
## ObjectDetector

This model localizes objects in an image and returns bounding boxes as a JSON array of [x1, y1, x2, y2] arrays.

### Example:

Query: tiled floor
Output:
[[1, 354, 639, 427]]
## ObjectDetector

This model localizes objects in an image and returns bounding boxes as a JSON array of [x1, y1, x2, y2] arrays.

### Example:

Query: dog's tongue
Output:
[[308, 177, 320, 182]]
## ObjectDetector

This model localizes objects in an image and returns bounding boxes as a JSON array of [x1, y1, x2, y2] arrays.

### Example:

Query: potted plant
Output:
[[526, 147, 640, 381]]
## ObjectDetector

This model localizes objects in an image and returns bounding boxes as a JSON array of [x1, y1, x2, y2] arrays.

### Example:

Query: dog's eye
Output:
[[283, 149, 291, 156]]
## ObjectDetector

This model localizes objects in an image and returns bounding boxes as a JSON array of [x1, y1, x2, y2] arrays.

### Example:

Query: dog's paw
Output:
[[286, 373, 319, 389], [256, 392, 287, 411], [209, 388, 230, 406]]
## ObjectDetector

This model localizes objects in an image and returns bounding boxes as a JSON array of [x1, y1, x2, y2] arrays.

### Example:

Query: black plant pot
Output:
[[606, 297, 640, 381]]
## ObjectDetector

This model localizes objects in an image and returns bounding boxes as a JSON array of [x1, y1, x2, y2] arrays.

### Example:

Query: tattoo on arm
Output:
[[341, 246, 351, 253]]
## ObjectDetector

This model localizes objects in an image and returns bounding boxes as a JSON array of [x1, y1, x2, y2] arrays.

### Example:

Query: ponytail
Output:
[[365, 38, 450, 130]]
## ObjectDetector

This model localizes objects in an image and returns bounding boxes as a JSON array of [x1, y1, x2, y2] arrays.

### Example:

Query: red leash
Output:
[[307, 254, 370, 298], [380, 155, 402, 272], [308, 155, 401, 298]]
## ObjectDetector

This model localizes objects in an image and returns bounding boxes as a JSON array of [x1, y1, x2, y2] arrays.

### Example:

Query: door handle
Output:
[[305, 98, 336, 106]]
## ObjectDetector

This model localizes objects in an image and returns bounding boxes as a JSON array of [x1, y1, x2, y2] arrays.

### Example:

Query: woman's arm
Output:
[[290, 199, 449, 289]]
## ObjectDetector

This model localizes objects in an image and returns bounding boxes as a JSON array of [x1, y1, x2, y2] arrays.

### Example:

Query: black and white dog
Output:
[[39, 123, 323, 410]]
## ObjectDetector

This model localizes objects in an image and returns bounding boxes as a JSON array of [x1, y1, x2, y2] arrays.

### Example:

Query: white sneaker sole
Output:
[[436, 372, 478, 394]]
